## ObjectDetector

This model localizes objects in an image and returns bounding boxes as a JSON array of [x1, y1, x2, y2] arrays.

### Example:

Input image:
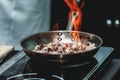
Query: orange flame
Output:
[[64, 0, 84, 41], [64, 0, 84, 31], [53, 23, 59, 30]]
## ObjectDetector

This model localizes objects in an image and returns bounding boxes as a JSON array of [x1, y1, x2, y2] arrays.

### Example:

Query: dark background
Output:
[[50, 0, 120, 58]]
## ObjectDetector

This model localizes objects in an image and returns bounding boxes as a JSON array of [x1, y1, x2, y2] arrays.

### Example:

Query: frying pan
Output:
[[21, 30, 103, 63]]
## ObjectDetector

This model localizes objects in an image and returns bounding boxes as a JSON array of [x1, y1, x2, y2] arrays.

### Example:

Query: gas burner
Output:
[[22, 57, 97, 80], [7, 73, 64, 80], [21, 47, 114, 80]]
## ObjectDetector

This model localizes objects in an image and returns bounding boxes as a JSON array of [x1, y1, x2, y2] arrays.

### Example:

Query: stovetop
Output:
[[0, 47, 114, 80]]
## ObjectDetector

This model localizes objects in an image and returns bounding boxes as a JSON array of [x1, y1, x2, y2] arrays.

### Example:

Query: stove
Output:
[[0, 47, 114, 80]]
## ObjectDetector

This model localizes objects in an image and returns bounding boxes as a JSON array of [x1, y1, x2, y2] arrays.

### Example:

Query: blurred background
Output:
[[50, 0, 120, 58]]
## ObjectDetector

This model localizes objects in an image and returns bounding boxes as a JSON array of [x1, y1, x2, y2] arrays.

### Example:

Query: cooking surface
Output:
[[0, 46, 118, 80]]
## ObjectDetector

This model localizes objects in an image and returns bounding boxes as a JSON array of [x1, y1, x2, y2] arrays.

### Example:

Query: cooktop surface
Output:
[[0, 47, 114, 80]]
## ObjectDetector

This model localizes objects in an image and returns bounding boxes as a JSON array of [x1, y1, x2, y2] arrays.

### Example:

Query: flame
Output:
[[64, 0, 84, 31], [64, 0, 84, 41], [53, 0, 84, 42], [53, 23, 59, 30]]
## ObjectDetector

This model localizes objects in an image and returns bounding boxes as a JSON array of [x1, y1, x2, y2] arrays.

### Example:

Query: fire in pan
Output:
[[21, 30, 103, 63]]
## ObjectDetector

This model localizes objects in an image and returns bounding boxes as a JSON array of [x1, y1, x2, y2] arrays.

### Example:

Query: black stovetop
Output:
[[0, 47, 114, 80]]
